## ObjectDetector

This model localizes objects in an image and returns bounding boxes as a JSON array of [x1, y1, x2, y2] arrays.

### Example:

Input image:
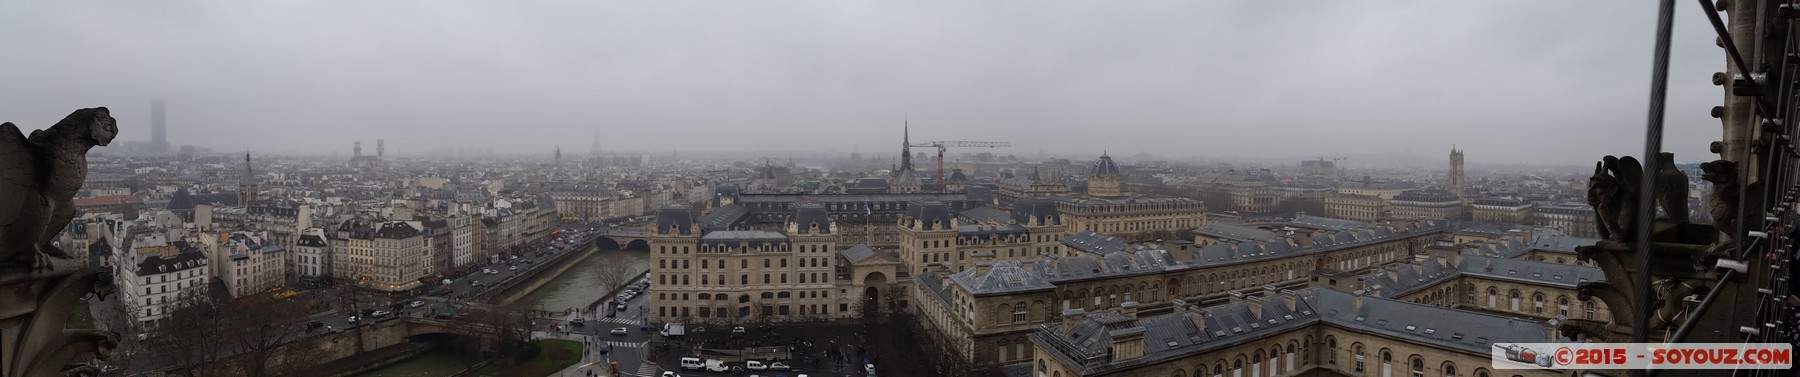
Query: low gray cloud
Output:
[[0, 1, 1733, 165]]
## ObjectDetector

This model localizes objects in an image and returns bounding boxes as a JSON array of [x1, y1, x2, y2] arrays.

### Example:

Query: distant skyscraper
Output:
[[590, 130, 601, 157], [377, 139, 385, 158], [1449, 147, 1466, 200], [151, 99, 168, 153]]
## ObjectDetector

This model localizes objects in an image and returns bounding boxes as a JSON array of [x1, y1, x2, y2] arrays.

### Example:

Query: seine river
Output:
[[355, 247, 647, 376]]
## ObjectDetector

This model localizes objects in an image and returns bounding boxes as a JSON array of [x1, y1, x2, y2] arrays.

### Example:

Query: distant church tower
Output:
[[238, 152, 260, 206], [377, 139, 385, 159], [1449, 147, 1466, 200], [554, 145, 562, 166]]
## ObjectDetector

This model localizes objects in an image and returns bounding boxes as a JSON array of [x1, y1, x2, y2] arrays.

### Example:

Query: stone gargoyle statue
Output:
[[0, 107, 119, 377], [1654, 152, 1690, 224], [0, 107, 116, 271], [1589, 155, 1644, 243], [1700, 159, 1760, 254]]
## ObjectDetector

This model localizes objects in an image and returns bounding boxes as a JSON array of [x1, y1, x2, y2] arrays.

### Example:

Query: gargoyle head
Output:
[[1588, 161, 1622, 207], [37, 107, 116, 148], [1700, 160, 1737, 185]]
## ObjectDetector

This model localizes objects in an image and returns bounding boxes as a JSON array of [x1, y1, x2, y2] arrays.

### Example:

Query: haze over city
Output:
[[0, 1, 1734, 164]]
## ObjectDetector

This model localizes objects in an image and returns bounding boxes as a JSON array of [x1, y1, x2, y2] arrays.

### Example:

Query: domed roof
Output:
[[947, 168, 968, 183], [1091, 152, 1120, 177]]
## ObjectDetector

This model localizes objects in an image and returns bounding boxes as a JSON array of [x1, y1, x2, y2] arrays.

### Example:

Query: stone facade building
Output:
[[1389, 189, 1465, 220], [329, 218, 426, 292], [1471, 196, 1533, 224], [221, 231, 287, 298], [1029, 288, 1559, 377]]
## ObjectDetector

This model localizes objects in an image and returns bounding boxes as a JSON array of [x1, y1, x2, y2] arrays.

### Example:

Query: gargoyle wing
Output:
[[0, 122, 38, 227]]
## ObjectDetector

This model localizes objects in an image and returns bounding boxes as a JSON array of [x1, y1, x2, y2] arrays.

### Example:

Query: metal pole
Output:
[[1631, 0, 1678, 364]]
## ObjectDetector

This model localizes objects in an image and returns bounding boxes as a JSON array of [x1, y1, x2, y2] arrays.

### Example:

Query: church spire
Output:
[[898, 115, 914, 176]]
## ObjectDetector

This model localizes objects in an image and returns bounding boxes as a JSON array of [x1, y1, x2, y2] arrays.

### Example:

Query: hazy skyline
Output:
[[0, 1, 1729, 164]]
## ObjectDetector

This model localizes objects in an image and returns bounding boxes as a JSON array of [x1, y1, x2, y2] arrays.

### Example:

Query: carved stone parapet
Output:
[[1573, 223, 1719, 343], [0, 259, 117, 376]]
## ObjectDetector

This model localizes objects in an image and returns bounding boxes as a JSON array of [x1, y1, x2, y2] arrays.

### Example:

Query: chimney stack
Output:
[[1246, 296, 1264, 319], [1187, 310, 1208, 334], [1278, 290, 1299, 312], [974, 261, 994, 276], [1351, 289, 1366, 312], [1062, 309, 1087, 333], [1120, 301, 1140, 320]]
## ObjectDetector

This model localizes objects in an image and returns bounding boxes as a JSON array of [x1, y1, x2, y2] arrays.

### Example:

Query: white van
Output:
[[679, 357, 704, 370], [704, 359, 729, 373]]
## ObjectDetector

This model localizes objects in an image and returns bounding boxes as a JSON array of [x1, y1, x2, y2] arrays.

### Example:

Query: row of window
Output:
[[658, 257, 833, 270], [656, 272, 835, 286]]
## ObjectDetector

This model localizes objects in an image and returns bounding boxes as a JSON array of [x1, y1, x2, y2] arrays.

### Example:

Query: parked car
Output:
[[307, 321, 324, 330], [371, 310, 391, 318], [768, 362, 789, 370], [733, 326, 747, 334], [347, 316, 359, 324], [611, 327, 629, 336], [746, 360, 767, 370], [409, 301, 424, 308]]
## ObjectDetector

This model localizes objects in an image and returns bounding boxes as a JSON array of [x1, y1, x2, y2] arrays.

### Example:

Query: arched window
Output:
[[1558, 296, 1572, 317], [1442, 362, 1458, 377], [1584, 300, 1596, 320], [1533, 292, 1546, 314], [1410, 356, 1424, 377], [1328, 337, 1338, 365], [1352, 343, 1365, 372]]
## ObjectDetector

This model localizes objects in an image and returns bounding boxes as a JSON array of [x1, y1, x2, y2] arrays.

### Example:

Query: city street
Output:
[[299, 225, 624, 337]]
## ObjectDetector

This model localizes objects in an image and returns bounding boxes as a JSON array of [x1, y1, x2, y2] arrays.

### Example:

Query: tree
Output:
[[444, 300, 534, 366], [591, 258, 635, 302], [220, 296, 310, 377], [92, 297, 151, 376], [158, 288, 229, 377]]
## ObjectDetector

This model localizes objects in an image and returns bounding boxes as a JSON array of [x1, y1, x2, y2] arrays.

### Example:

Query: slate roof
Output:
[[697, 204, 749, 231], [1191, 223, 1279, 243], [950, 261, 1056, 295], [1458, 255, 1603, 288], [1091, 153, 1121, 177], [374, 221, 421, 239], [1011, 197, 1061, 225], [1032, 288, 1550, 375], [699, 230, 788, 248], [1528, 234, 1597, 254], [839, 244, 898, 265], [1284, 215, 1371, 231], [136, 241, 207, 277], [956, 206, 1012, 224], [72, 195, 143, 207], [1393, 189, 1462, 205], [1062, 231, 1128, 255], [655, 204, 697, 235], [296, 233, 328, 248], [790, 203, 832, 234], [165, 189, 195, 211], [853, 177, 892, 190], [905, 201, 955, 231]]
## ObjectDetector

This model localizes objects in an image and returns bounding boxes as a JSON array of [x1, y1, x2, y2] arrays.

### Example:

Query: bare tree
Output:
[[444, 300, 534, 366], [220, 296, 310, 377], [159, 288, 229, 377], [591, 257, 635, 298], [92, 298, 151, 376]]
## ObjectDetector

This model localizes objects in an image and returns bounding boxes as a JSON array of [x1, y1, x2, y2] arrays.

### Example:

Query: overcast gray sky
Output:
[[0, 1, 1731, 165]]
